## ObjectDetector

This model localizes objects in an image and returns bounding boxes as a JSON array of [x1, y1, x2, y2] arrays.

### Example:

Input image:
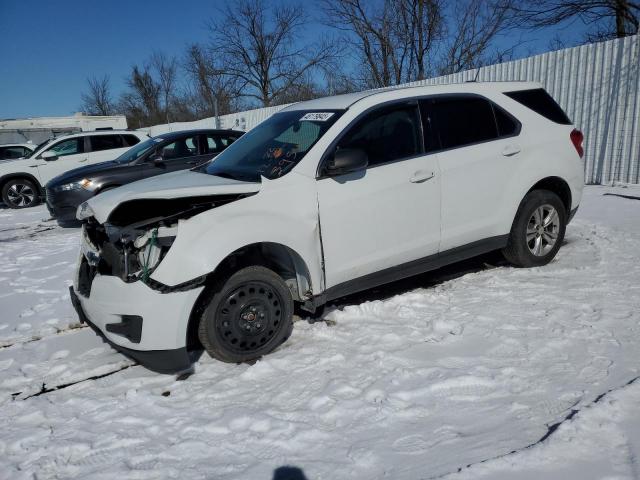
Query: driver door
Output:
[[316, 102, 441, 290], [35, 137, 88, 184], [141, 134, 211, 179]]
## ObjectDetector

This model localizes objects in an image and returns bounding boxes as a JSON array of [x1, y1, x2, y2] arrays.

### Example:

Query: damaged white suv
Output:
[[70, 82, 584, 372]]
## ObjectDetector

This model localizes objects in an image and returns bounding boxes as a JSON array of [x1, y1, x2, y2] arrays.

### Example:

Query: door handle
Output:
[[410, 171, 435, 183], [502, 145, 521, 157], [79, 157, 88, 162]]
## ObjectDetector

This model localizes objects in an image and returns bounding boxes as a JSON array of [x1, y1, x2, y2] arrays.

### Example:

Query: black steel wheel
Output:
[[2, 178, 40, 209], [198, 266, 294, 363]]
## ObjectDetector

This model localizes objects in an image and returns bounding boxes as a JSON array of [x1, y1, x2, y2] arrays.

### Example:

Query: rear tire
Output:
[[198, 266, 294, 363], [502, 189, 566, 267], [1, 178, 40, 209]]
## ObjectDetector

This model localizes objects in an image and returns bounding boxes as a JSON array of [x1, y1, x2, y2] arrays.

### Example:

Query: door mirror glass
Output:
[[41, 151, 58, 161], [326, 148, 368, 176], [150, 153, 164, 165]]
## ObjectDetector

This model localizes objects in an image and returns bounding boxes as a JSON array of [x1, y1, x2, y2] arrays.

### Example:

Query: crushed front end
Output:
[[70, 195, 249, 372]]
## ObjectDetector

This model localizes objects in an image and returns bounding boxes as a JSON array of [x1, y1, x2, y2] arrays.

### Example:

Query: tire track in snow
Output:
[[432, 375, 640, 480]]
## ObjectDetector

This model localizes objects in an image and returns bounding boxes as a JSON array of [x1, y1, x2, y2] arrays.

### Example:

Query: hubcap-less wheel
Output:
[[215, 281, 284, 354], [526, 204, 560, 256], [7, 183, 36, 207]]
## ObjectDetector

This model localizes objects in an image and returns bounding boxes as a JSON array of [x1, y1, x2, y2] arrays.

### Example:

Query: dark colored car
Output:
[[45, 129, 242, 225]]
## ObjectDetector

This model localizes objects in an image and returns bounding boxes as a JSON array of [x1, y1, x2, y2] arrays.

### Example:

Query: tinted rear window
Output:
[[90, 135, 124, 152], [493, 105, 519, 136], [122, 134, 142, 146], [504, 88, 571, 124], [431, 97, 498, 150]]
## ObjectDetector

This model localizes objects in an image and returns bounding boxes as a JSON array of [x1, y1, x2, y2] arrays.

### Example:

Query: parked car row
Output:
[[0, 129, 241, 219], [0, 142, 36, 160]]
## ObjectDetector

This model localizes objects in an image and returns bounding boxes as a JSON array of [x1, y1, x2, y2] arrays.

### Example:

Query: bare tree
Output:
[[80, 75, 114, 116], [209, 0, 338, 107], [510, 0, 639, 41], [183, 43, 242, 120], [150, 51, 178, 124], [438, 0, 516, 75], [123, 65, 162, 126], [322, 0, 444, 88]]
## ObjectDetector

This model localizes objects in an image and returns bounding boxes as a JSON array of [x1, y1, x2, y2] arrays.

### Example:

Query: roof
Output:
[[282, 81, 542, 111], [150, 128, 243, 140]]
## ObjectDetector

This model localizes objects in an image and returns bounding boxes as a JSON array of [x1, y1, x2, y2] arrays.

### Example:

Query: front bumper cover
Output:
[[69, 286, 196, 374]]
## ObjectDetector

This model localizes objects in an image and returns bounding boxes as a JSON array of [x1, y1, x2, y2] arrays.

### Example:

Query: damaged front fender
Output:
[[149, 173, 324, 298]]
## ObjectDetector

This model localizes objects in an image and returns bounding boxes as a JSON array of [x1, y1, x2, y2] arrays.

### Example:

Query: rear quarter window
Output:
[[504, 88, 571, 125], [122, 134, 142, 147]]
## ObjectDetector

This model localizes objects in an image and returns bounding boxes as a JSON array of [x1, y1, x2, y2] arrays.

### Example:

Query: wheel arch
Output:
[[185, 241, 313, 350], [0, 172, 44, 195], [527, 176, 572, 214]]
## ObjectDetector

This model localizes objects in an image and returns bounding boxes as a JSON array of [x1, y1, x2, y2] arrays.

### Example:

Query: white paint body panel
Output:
[[75, 82, 584, 352]]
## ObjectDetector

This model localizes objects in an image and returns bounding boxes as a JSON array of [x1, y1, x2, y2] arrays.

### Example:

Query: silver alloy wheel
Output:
[[7, 183, 36, 207], [526, 204, 560, 256]]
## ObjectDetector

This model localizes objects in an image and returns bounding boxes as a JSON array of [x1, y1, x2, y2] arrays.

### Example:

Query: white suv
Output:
[[69, 82, 584, 372], [0, 130, 148, 208]]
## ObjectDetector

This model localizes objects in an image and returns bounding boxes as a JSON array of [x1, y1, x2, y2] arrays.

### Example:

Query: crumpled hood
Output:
[[85, 170, 261, 223]]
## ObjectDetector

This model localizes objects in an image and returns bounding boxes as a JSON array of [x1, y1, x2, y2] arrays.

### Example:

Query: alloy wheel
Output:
[[526, 204, 560, 256], [7, 183, 36, 207]]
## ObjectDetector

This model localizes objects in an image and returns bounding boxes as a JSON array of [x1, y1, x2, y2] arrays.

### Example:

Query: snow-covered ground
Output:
[[0, 185, 639, 480]]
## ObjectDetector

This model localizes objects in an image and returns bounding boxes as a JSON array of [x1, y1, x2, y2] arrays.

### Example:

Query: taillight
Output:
[[570, 129, 584, 158]]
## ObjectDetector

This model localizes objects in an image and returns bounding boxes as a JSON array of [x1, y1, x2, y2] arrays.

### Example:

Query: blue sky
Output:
[[0, 0, 593, 119]]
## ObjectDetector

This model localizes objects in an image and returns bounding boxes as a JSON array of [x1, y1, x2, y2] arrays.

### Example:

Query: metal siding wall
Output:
[[149, 35, 639, 184]]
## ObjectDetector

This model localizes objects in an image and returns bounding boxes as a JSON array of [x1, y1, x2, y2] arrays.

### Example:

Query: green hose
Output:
[[142, 228, 159, 282]]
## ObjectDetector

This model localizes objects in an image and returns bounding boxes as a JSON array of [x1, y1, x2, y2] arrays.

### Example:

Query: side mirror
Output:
[[149, 153, 164, 166], [325, 148, 368, 176], [41, 151, 58, 161]]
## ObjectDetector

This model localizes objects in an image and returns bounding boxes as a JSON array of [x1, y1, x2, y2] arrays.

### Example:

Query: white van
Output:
[[0, 130, 148, 208]]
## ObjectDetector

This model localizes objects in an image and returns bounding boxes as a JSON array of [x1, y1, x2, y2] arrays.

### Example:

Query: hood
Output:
[[47, 160, 123, 186], [85, 170, 261, 223]]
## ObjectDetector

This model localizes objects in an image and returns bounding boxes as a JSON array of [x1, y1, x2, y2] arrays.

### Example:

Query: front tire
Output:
[[502, 189, 566, 267], [198, 266, 294, 363], [2, 178, 40, 209]]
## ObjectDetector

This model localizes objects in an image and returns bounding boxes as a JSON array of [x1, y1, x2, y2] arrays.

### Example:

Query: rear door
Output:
[[425, 95, 521, 251], [88, 134, 130, 164]]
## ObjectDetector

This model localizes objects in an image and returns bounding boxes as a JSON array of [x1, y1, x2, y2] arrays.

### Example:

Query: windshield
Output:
[[205, 110, 344, 182], [114, 137, 159, 163], [28, 138, 54, 158]]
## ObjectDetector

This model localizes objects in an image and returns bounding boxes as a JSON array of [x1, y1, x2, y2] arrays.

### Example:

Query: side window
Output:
[[430, 97, 498, 150], [46, 138, 84, 157], [504, 88, 571, 124], [122, 134, 141, 147], [90, 135, 124, 152], [206, 135, 238, 154], [160, 136, 199, 160], [337, 104, 421, 167], [493, 105, 519, 137], [0, 147, 28, 159]]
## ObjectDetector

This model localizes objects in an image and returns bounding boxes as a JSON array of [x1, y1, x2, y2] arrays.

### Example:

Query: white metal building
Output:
[[0, 113, 128, 146], [150, 35, 640, 185]]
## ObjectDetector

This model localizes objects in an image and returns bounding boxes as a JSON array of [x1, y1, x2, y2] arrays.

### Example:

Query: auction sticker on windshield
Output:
[[300, 112, 334, 121]]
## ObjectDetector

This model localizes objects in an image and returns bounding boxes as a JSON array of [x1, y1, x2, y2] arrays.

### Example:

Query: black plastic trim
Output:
[[568, 206, 579, 224], [69, 286, 192, 373], [320, 235, 509, 303]]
